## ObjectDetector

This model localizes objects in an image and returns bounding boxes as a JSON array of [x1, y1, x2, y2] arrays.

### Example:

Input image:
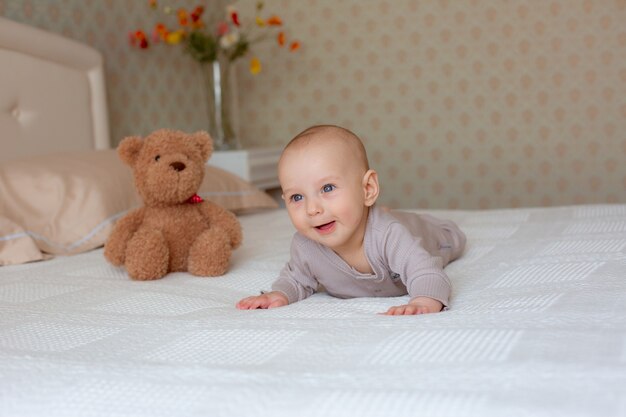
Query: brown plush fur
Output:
[[104, 129, 242, 280]]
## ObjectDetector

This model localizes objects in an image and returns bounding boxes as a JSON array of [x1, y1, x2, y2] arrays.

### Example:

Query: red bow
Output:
[[186, 194, 204, 204]]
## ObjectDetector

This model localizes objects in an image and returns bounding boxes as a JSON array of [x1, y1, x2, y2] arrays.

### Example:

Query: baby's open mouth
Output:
[[315, 221, 335, 231]]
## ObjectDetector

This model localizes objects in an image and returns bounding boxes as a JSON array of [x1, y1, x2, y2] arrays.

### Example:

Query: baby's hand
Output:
[[236, 291, 289, 310], [382, 296, 443, 316]]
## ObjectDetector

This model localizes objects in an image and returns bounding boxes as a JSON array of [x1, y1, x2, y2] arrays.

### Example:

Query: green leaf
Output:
[[228, 36, 250, 61], [185, 30, 218, 63]]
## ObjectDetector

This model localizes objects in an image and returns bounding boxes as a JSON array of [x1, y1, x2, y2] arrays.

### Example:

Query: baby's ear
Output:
[[191, 131, 213, 161], [117, 135, 144, 166], [363, 169, 380, 207]]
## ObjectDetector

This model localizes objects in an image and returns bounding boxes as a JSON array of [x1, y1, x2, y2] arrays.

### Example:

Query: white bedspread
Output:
[[1, 205, 625, 417]]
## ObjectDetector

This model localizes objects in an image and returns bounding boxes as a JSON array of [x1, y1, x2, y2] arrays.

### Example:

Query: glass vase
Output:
[[201, 59, 240, 150]]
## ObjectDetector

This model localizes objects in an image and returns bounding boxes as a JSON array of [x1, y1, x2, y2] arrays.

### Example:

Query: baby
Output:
[[236, 125, 466, 315]]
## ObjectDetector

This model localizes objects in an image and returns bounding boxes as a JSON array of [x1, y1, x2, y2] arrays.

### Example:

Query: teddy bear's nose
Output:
[[170, 162, 186, 172]]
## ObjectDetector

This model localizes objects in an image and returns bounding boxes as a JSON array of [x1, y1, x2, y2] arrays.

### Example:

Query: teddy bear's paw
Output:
[[126, 253, 169, 280], [188, 231, 232, 277], [189, 260, 229, 277], [127, 262, 168, 280], [103, 245, 125, 266], [125, 230, 170, 280]]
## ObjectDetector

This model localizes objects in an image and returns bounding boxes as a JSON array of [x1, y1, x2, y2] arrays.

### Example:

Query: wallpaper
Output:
[[2, 0, 625, 209]]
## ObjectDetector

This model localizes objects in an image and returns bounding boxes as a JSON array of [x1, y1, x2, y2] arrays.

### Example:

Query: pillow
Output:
[[0, 149, 278, 263], [0, 216, 46, 265]]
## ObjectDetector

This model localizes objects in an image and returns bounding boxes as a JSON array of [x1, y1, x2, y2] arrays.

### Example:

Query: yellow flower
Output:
[[165, 30, 184, 44], [255, 16, 266, 27], [249, 57, 261, 75]]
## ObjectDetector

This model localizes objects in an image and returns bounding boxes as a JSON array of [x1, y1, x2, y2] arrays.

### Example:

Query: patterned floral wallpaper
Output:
[[2, 0, 626, 209]]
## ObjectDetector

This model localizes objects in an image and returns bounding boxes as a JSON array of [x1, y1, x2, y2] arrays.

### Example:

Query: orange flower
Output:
[[129, 30, 149, 49], [190, 6, 204, 29], [149, 0, 157, 9], [177, 8, 189, 26], [290, 41, 300, 51], [191, 6, 204, 22], [266, 15, 282, 26], [153, 23, 168, 41], [277, 31, 285, 46]]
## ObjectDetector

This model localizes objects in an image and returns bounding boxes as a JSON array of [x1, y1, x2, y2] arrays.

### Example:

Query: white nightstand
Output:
[[207, 147, 282, 190]]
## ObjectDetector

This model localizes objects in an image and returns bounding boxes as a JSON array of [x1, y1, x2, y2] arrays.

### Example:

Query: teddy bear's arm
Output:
[[104, 208, 145, 266], [198, 201, 243, 249]]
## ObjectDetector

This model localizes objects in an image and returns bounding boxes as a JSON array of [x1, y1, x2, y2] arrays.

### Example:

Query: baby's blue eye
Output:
[[290, 194, 303, 202], [322, 184, 335, 193]]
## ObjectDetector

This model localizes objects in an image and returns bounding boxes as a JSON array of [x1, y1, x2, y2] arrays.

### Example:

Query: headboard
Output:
[[0, 16, 110, 162]]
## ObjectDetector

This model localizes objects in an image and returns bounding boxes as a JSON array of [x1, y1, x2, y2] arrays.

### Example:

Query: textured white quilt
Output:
[[1, 205, 625, 417]]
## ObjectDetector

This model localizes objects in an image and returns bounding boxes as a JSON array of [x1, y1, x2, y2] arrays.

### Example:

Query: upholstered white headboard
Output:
[[0, 16, 110, 162]]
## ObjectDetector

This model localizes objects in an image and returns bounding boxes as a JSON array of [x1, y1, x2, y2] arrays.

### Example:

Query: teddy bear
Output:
[[104, 129, 242, 280]]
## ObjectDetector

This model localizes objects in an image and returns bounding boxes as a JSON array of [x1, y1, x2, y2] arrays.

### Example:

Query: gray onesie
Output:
[[271, 205, 466, 306]]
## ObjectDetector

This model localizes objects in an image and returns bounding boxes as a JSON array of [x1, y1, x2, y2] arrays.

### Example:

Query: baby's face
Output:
[[279, 138, 371, 252]]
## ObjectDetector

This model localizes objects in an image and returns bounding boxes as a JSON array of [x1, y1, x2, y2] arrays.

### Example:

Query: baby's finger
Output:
[[382, 306, 399, 315], [236, 296, 261, 309], [395, 307, 409, 315], [245, 298, 262, 309]]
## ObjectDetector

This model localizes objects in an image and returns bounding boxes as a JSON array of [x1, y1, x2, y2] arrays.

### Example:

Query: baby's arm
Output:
[[382, 296, 443, 316], [236, 291, 289, 310]]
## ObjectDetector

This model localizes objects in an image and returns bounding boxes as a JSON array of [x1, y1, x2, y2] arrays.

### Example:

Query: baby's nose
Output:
[[306, 200, 322, 215], [170, 162, 186, 172]]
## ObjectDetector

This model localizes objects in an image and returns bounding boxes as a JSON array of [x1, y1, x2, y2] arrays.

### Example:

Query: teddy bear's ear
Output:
[[117, 136, 144, 166], [192, 131, 214, 161]]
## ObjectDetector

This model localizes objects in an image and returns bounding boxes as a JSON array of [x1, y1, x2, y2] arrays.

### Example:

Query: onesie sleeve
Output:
[[383, 223, 452, 307], [271, 234, 318, 303]]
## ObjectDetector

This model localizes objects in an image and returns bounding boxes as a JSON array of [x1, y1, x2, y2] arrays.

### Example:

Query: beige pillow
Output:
[[0, 149, 277, 263], [0, 216, 46, 265]]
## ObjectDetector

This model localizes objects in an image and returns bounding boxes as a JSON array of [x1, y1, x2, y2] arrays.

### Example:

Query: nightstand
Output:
[[208, 147, 282, 190]]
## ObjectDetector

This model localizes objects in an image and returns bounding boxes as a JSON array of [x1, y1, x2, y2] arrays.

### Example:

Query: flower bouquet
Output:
[[129, 0, 300, 149]]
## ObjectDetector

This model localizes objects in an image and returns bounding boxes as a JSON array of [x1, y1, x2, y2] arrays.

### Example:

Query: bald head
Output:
[[282, 125, 370, 171], [278, 124, 380, 226]]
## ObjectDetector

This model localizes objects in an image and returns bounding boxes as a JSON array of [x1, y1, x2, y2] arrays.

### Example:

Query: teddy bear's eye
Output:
[[154, 155, 160, 162]]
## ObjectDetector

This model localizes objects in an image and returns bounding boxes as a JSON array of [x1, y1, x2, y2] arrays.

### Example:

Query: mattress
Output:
[[1, 205, 625, 417]]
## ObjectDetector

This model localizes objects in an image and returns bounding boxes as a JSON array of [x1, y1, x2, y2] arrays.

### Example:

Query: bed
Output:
[[1, 16, 625, 417]]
